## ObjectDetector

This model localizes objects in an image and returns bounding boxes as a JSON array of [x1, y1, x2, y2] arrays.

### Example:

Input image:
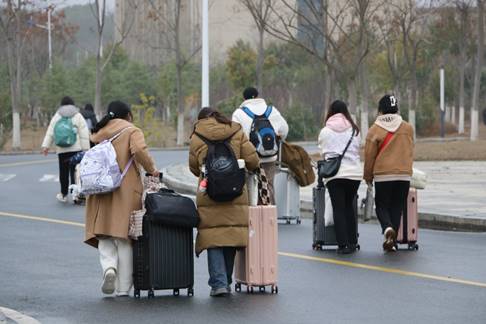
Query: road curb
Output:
[[162, 164, 486, 232]]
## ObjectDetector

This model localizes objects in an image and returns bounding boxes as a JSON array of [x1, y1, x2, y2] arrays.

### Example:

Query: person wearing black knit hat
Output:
[[363, 94, 414, 253], [232, 87, 288, 204]]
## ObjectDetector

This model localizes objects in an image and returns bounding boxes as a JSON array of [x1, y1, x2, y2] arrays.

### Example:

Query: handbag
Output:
[[318, 129, 355, 179], [145, 188, 199, 228]]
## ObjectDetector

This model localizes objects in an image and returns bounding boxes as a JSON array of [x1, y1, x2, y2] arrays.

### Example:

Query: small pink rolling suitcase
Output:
[[397, 188, 419, 250], [234, 205, 278, 294]]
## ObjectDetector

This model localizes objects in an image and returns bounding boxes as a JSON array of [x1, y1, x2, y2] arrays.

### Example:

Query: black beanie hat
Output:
[[243, 87, 259, 100], [378, 95, 399, 114]]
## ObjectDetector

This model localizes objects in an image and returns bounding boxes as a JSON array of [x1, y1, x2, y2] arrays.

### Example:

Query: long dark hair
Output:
[[325, 100, 360, 135], [197, 107, 232, 125], [92, 101, 133, 133]]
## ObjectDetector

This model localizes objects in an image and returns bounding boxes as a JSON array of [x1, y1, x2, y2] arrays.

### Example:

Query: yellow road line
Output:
[[0, 159, 56, 168], [278, 252, 486, 289], [2, 210, 486, 289], [0, 211, 84, 228]]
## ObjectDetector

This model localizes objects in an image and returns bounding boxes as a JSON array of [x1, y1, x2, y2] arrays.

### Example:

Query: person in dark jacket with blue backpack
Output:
[[232, 87, 288, 204], [189, 107, 259, 297]]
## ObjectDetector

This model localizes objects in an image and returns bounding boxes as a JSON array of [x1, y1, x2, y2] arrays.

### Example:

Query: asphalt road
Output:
[[1, 152, 485, 324]]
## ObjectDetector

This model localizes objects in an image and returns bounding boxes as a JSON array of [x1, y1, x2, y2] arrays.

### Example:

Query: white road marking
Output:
[[0, 306, 41, 324], [39, 174, 59, 182], [0, 174, 15, 182]]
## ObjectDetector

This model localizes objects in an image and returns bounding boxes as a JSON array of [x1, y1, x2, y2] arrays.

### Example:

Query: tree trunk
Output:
[[458, 46, 466, 134], [7, 10, 22, 150], [256, 26, 264, 91], [175, 63, 184, 146], [359, 63, 370, 144], [471, 0, 484, 141], [95, 28, 104, 118], [409, 76, 418, 137], [348, 78, 358, 121]]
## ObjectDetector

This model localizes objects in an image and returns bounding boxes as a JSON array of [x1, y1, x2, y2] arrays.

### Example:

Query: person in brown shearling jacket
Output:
[[364, 95, 414, 253]]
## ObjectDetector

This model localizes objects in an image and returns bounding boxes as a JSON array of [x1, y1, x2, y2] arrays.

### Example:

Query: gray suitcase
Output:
[[312, 180, 359, 250], [274, 167, 301, 224]]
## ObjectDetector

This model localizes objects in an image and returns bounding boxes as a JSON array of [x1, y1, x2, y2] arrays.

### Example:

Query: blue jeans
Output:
[[207, 247, 236, 289]]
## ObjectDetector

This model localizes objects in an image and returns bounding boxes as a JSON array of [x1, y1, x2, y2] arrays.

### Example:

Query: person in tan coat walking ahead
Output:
[[364, 95, 414, 252], [84, 101, 159, 296], [189, 107, 259, 297]]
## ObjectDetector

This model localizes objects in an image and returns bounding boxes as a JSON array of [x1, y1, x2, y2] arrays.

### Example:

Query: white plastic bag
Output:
[[411, 168, 427, 190], [363, 185, 374, 221], [324, 190, 334, 227], [247, 173, 258, 207]]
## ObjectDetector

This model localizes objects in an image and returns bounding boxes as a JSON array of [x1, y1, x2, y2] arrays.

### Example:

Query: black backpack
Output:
[[242, 105, 279, 158], [195, 130, 245, 202]]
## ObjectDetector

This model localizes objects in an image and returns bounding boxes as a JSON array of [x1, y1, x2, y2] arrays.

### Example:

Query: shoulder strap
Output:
[[109, 127, 133, 142], [241, 107, 256, 119], [378, 132, 394, 156], [340, 129, 356, 159], [263, 105, 273, 118]]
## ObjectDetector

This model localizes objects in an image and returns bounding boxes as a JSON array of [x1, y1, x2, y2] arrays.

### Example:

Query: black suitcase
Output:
[[133, 215, 195, 298], [312, 181, 359, 250]]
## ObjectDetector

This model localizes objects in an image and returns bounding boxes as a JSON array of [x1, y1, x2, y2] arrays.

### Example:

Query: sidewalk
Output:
[[163, 161, 486, 232]]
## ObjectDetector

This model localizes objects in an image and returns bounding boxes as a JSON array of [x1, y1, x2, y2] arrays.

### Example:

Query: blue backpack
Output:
[[242, 106, 279, 158]]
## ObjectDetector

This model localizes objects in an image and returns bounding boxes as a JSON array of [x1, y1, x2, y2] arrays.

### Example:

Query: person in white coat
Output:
[[232, 87, 288, 204], [41, 96, 90, 202], [318, 100, 362, 254]]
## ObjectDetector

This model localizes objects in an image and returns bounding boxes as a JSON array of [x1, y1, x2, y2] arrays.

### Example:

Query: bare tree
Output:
[[471, 0, 484, 140], [0, 0, 30, 149], [146, 0, 201, 146], [91, 0, 136, 117], [264, 0, 378, 123], [240, 0, 273, 91]]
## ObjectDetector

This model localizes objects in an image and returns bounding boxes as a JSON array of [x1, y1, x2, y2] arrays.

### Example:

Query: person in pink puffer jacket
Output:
[[318, 100, 362, 254]]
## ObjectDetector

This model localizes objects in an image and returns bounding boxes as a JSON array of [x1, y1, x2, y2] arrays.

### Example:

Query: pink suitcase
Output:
[[397, 188, 419, 250], [234, 206, 278, 294]]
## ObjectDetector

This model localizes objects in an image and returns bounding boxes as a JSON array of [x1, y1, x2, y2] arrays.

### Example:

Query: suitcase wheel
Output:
[[134, 289, 140, 299], [187, 288, 194, 297], [271, 286, 278, 294], [148, 289, 155, 299], [259, 286, 265, 293], [173, 289, 180, 296], [235, 283, 242, 292], [408, 243, 419, 251]]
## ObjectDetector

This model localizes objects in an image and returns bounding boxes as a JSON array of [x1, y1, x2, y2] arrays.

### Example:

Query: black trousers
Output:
[[58, 151, 80, 196], [326, 179, 360, 247], [375, 181, 410, 233]]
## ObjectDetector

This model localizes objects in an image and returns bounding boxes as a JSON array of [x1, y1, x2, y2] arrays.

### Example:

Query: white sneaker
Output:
[[102, 268, 117, 295], [116, 291, 129, 297], [56, 193, 67, 203]]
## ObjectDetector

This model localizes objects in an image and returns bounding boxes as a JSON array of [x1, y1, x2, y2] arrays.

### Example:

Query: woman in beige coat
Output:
[[84, 101, 159, 296], [189, 107, 259, 297]]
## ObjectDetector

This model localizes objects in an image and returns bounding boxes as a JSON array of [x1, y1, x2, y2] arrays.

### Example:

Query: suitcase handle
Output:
[[145, 172, 163, 181]]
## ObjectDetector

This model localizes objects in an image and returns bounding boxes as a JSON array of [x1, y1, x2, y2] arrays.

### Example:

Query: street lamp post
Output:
[[440, 66, 445, 138], [201, 0, 209, 107], [29, 6, 54, 70]]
